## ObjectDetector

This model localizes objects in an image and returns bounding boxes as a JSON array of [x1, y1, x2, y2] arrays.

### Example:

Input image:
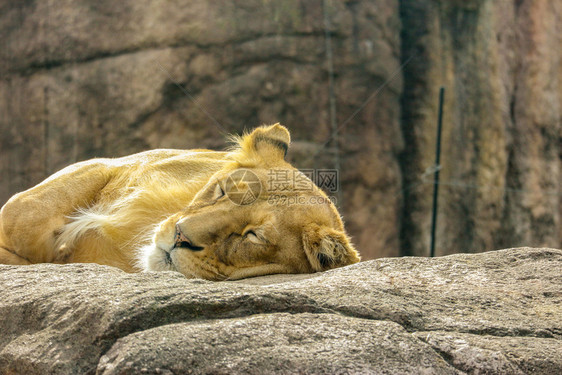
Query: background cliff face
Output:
[[400, 0, 562, 256], [0, 0, 560, 259]]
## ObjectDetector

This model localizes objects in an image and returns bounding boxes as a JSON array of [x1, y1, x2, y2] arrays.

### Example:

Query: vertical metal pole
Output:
[[430, 87, 445, 257]]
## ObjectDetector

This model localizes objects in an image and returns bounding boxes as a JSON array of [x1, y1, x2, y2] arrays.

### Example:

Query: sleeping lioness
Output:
[[0, 124, 359, 280]]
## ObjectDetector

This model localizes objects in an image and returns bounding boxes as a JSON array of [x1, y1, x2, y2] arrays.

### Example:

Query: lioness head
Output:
[[142, 124, 360, 280]]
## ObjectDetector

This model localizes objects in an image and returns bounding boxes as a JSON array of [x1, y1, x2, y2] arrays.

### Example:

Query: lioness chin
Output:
[[0, 124, 360, 280]]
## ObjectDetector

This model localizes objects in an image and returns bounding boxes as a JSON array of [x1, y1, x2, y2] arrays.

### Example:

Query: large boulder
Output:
[[1, 247, 560, 374]]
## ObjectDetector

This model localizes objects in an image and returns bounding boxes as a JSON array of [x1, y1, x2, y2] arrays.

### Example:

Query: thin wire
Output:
[[436, 179, 562, 197], [392, 175, 562, 250], [311, 53, 417, 158], [397, 168, 562, 198], [154, 60, 227, 134]]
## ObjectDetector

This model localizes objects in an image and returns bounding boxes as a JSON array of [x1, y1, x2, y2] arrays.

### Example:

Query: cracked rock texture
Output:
[[0, 247, 561, 374], [0, 0, 561, 260]]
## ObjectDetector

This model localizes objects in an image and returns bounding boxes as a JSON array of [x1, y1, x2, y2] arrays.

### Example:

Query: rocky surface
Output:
[[0, 247, 560, 374], [0, 0, 561, 259]]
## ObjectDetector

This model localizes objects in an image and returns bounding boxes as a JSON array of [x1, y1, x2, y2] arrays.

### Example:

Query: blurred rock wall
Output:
[[0, 0, 560, 259], [400, 0, 561, 255]]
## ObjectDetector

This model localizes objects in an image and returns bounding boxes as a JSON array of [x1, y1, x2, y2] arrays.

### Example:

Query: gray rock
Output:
[[98, 315, 456, 375], [414, 332, 561, 375], [0, 247, 560, 374]]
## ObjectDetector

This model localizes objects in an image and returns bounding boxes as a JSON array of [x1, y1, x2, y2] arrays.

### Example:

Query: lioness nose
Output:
[[174, 224, 204, 251], [176, 210, 236, 248]]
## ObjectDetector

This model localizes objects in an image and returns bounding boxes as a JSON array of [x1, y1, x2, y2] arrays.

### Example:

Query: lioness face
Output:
[[141, 124, 360, 280]]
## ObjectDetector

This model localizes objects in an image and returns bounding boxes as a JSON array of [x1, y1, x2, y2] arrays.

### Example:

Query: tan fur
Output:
[[0, 124, 360, 280]]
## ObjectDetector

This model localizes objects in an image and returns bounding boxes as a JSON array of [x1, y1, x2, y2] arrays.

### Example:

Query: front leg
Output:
[[0, 160, 115, 264]]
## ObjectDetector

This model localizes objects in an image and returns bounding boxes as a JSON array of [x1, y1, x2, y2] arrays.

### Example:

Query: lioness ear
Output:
[[302, 224, 361, 272], [243, 123, 291, 161]]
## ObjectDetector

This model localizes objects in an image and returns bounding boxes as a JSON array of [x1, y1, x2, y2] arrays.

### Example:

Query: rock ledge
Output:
[[1, 247, 561, 374]]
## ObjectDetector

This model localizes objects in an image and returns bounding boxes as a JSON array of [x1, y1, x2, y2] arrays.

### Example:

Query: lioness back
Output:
[[0, 124, 360, 280]]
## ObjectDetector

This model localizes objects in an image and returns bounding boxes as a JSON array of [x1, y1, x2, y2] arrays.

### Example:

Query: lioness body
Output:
[[0, 125, 360, 280], [1, 149, 227, 270]]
